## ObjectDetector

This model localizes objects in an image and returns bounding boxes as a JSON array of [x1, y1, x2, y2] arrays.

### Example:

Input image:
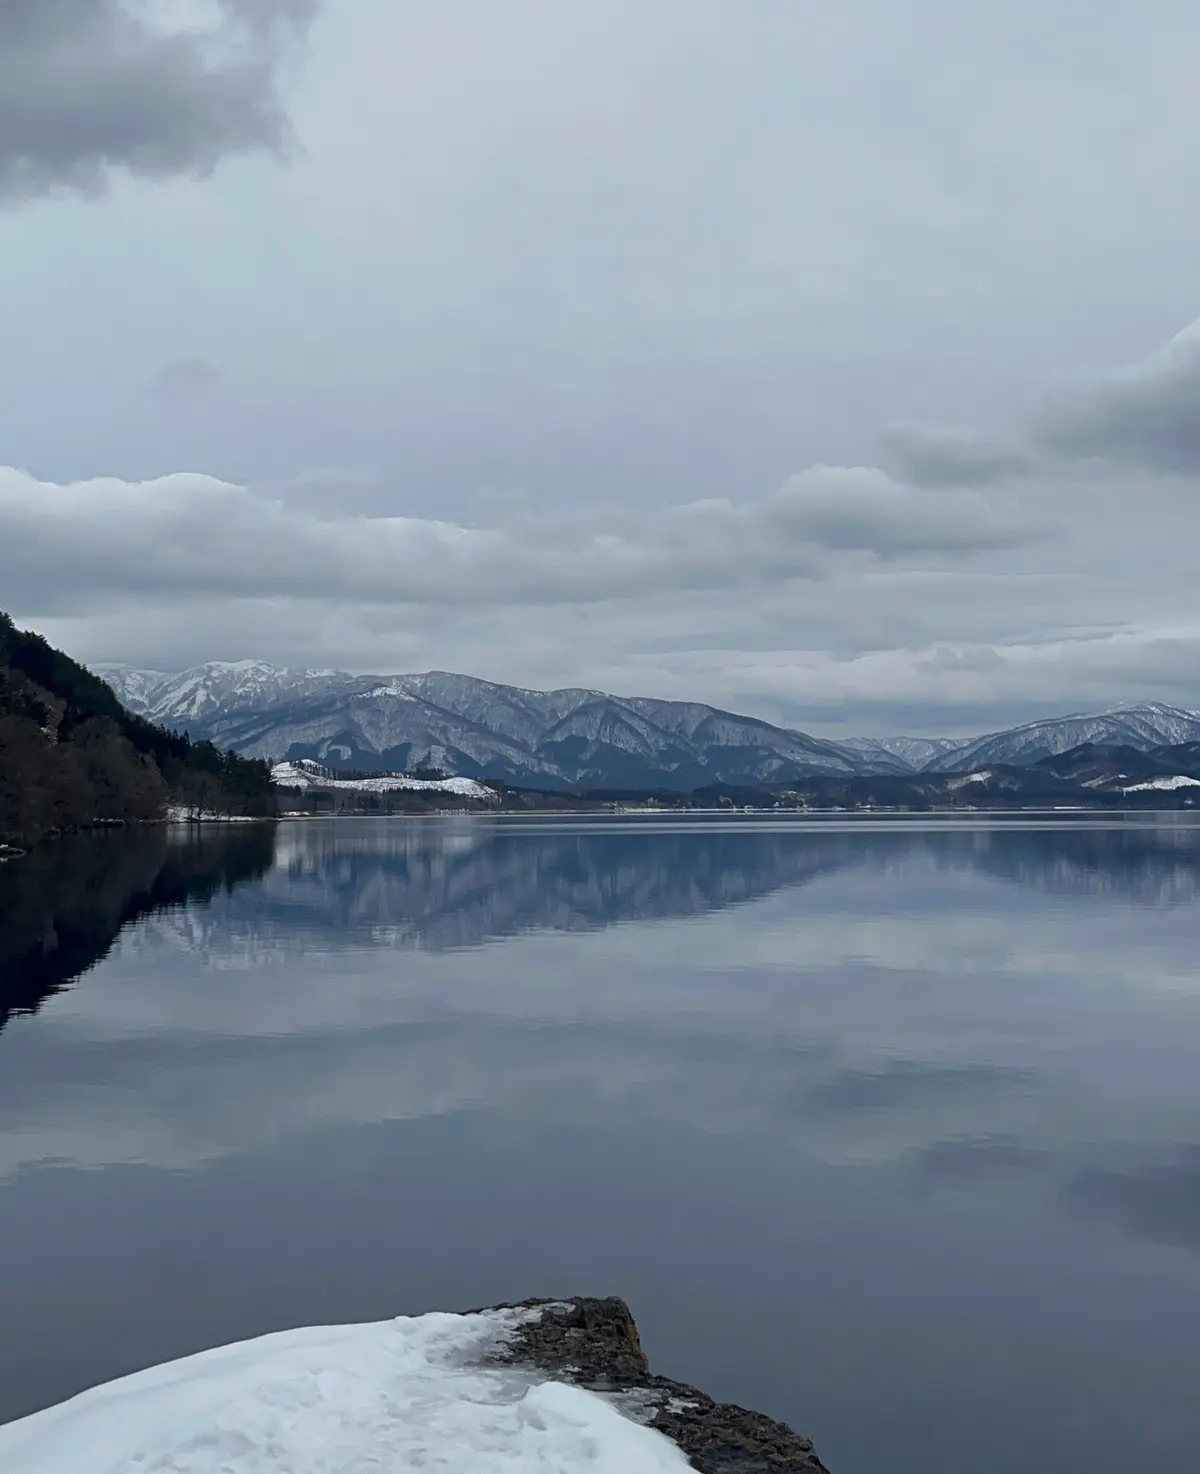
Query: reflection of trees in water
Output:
[[0, 826, 276, 1032]]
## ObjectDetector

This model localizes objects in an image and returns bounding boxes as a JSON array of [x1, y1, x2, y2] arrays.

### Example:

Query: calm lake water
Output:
[[2, 815, 1200, 1471]]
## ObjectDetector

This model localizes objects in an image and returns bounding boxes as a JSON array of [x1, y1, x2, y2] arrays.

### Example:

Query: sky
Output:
[[1, 0, 1199, 737]]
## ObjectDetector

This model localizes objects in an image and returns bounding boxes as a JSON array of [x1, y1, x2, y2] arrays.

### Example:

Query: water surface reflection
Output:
[[1, 816, 1198, 1473]]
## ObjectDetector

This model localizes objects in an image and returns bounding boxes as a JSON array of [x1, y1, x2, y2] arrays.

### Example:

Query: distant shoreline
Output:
[[275, 804, 1200, 821]]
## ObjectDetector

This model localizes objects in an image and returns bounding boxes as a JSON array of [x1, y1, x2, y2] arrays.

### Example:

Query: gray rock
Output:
[[478, 1295, 831, 1472]]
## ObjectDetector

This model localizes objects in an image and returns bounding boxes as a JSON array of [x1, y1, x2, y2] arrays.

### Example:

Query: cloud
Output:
[[878, 318, 1200, 494], [0, 461, 1033, 618], [706, 624, 1200, 726], [0, 0, 314, 202], [148, 356, 225, 401], [878, 425, 1034, 488], [1035, 320, 1200, 474]]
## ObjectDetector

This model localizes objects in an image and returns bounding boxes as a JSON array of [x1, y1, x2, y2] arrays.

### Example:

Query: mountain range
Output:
[[97, 661, 1200, 791]]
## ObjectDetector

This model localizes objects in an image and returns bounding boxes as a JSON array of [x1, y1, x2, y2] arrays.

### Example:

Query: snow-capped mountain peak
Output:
[[101, 663, 862, 788], [98, 659, 1200, 790], [99, 662, 368, 730], [926, 702, 1200, 772]]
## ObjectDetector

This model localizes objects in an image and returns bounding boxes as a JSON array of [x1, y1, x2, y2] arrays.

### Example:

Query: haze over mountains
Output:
[[99, 662, 1200, 792]]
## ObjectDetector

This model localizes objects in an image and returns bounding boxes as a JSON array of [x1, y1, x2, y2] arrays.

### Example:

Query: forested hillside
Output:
[[0, 614, 276, 848]]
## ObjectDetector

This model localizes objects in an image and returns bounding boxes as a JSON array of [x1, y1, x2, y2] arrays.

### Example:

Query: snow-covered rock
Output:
[[0, 1309, 690, 1474]]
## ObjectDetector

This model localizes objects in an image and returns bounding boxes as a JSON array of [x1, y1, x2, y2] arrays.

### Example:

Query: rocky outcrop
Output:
[[481, 1296, 830, 1473]]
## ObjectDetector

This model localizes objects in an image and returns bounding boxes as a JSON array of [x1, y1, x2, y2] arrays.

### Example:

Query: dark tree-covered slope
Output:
[[0, 613, 276, 848]]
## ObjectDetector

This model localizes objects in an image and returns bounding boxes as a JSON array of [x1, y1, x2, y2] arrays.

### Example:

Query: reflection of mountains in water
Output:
[[6, 821, 1200, 1017], [944, 823, 1200, 906], [0, 826, 276, 1032], [263, 820, 1200, 943], [256, 821, 877, 951], [216, 818, 1200, 957]]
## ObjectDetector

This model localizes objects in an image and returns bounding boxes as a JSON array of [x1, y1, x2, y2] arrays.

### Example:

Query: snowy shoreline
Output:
[[0, 1297, 827, 1473], [164, 807, 274, 825]]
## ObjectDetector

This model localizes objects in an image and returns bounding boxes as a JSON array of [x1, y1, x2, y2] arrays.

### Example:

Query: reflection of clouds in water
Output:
[[807, 1060, 1036, 1116], [2, 914, 1195, 1195], [908, 1135, 1051, 1192], [3, 820, 1200, 1262], [0, 1018, 1058, 1180], [1069, 1148, 1200, 1252], [108, 820, 1200, 1013]]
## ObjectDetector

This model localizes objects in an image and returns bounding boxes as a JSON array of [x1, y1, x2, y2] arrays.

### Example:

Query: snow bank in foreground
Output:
[[0, 1311, 688, 1474], [271, 762, 496, 800]]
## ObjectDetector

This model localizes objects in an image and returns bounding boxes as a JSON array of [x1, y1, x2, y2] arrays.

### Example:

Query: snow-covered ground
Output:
[[271, 762, 496, 800], [165, 808, 267, 824], [1121, 774, 1200, 793], [944, 770, 993, 790], [0, 1310, 688, 1474]]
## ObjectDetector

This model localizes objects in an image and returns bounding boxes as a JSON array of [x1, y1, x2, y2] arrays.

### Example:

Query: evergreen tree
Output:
[[0, 612, 277, 847]]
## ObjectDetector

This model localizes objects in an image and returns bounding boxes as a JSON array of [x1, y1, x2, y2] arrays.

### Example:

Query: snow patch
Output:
[[945, 770, 992, 790], [0, 1312, 689, 1474], [1121, 775, 1200, 793], [165, 808, 264, 824], [271, 762, 496, 800]]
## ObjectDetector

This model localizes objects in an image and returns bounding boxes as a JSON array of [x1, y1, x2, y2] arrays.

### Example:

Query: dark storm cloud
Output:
[[1035, 323, 1200, 474], [0, 0, 314, 201], [878, 425, 1034, 489], [0, 462, 1036, 619]]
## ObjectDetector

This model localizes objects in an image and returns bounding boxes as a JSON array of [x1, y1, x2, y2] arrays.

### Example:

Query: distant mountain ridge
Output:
[[923, 702, 1200, 772], [98, 663, 861, 791], [97, 661, 1200, 791]]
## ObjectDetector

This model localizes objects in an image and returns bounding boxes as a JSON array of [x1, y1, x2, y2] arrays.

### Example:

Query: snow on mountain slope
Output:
[[1122, 774, 1200, 793], [104, 663, 864, 788], [838, 735, 964, 773], [98, 662, 364, 730], [100, 660, 1200, 788], [927, 703, 1200, 772]]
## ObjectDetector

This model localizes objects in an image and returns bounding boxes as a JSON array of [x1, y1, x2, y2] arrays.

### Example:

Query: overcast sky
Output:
[[2, 0, 1199, 736]]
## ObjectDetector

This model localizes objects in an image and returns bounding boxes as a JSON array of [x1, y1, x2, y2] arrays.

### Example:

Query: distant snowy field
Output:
[[0, 1310, 688, 1474], [271, 761, 496, 800], [1121, 775, 1200, 793]]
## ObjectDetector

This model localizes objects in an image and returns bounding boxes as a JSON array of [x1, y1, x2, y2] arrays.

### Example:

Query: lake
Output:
[[2, 815, 1199, 1472]]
